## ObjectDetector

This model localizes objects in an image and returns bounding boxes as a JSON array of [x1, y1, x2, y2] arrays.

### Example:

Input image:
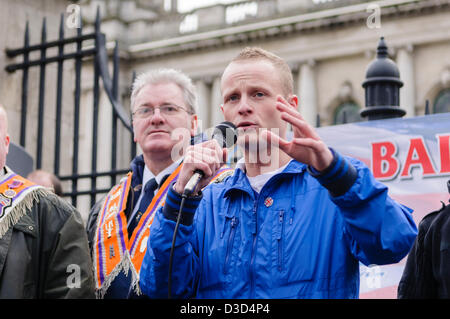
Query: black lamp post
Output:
[[361, 37, 406, 120]]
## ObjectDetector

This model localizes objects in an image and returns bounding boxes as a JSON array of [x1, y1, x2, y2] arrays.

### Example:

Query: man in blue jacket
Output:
[[139, 47, 418, 299]]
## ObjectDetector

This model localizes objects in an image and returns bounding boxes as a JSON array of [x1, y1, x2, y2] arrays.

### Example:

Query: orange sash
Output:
[[92, 172, 133, 296], [93, 164, 233, 296], [0, 170, 43, 239]]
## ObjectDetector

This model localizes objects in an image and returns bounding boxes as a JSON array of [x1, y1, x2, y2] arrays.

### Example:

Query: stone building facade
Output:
[[80, 0, 450, 128]]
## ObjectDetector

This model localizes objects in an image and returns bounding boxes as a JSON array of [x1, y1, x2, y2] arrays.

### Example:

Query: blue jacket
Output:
[[139, 151, 417, 298]]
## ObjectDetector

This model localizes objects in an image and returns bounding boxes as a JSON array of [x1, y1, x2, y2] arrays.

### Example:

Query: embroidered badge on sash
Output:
[[0, 193, 12, 219], [0, 173, 43, 239]]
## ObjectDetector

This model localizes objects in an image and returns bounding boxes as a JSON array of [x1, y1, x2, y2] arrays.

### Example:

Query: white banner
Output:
[[317, 113, 450, 298]]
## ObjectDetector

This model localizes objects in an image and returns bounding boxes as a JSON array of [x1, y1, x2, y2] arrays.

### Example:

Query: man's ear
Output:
[[4, 135, 9, 155], [190, 114, 198, 136], [288, 95, 298, 109]]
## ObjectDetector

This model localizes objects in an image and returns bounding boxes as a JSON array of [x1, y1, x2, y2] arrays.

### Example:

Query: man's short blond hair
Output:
[[230, 47, 294, 96]]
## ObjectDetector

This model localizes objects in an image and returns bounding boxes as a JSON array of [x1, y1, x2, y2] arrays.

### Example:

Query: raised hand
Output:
[[262, 95, 333, 172]]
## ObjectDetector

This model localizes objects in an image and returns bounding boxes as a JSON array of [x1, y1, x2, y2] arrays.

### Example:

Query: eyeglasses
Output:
[[132, 104, 191, 119]]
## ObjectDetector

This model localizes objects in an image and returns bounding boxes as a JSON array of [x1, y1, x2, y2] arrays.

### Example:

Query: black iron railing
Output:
[[5, 8, 135, 208]]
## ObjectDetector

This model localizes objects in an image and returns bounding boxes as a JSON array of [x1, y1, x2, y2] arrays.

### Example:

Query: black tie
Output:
[[128, 178, 158, 236]]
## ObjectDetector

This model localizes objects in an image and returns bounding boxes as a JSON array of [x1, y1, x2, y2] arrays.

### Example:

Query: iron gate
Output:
[[5, 8, 136, 209]]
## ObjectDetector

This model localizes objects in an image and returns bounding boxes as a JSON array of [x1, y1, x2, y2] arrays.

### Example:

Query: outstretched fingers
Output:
[[261, 129, 290, 152], [276, 97, 320, 140], [291, 137, 322, 150]]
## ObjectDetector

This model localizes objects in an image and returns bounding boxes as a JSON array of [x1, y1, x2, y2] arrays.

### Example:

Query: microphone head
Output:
[[212, 121, 237, 148]]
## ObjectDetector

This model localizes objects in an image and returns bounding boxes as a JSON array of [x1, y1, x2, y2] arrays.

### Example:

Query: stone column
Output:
[[298, 60, 318, 127], [194, 79, 210, 132], [397, 45, 415, 117], [211, 77, 224, 129]]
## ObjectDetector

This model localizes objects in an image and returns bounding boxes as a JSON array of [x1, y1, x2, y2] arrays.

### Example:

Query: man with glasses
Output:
[[86, 68, 231, 298]]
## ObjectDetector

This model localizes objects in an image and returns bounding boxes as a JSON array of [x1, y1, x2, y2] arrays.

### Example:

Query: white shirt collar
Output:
[[238, 159, 290, 193], [235, 158, 291, 176], [142, 158, 182, 187]]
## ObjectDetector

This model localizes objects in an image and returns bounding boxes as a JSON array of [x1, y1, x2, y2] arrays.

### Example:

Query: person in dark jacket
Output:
[[139, 47, 418, 299], [398, 187, 450, 299], [0, 105, 95, 298]]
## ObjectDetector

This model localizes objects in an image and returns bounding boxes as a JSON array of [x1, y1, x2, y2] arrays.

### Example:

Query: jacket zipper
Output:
[[224, 216, 239, 273], [250, 200, 258, 298], [277, 210, 284, 272]]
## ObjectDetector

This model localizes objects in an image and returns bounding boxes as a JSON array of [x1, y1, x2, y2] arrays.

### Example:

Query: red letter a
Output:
[[437, 134, 450, 174], [400, 138, 436, 178]]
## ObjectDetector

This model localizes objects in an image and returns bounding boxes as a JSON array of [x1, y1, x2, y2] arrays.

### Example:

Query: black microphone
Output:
[[183, 121, 237, 196]]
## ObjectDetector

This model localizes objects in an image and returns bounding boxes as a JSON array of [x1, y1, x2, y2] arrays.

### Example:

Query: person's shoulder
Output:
[[34, 188, 72, 209], [88, 176, 131, 221], [33, 189, 80, 222], [204, 176, 232, 194], [211, 167, 235, 184], [427, 201, 450, 233], [202, 168, 237, 197], [438, 201, 450, 216], [88, 194, 107, 220], [419, 202, 448, 233]]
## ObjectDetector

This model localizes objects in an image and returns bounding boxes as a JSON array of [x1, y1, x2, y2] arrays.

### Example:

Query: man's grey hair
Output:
[[130, 68, 197, 114]]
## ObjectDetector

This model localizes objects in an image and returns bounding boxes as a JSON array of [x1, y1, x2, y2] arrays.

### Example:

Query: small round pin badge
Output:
[[264, 197, 273, 207]]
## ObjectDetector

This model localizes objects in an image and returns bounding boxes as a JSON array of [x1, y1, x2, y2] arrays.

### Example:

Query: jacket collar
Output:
[[223, 159, 307, 198], [129, 155, 146, 188], [129, 155, 182, 188]]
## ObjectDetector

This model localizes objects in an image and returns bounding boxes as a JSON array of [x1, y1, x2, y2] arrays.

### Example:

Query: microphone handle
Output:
[[182, 130, 230, 196], [183, 169, 204, 196]]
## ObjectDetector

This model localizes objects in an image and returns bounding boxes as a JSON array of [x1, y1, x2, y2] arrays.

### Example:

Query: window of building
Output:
[[333, 102, 362, 124], [226, 2, 258, 24], [433, 89, 450, 114], [179, 14, 198, 33], [177, 0, 242, 13]]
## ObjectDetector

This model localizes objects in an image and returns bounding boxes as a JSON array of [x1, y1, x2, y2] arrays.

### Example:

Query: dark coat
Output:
[[0, 189, 95, 298], [398, 201, 450, 299]]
